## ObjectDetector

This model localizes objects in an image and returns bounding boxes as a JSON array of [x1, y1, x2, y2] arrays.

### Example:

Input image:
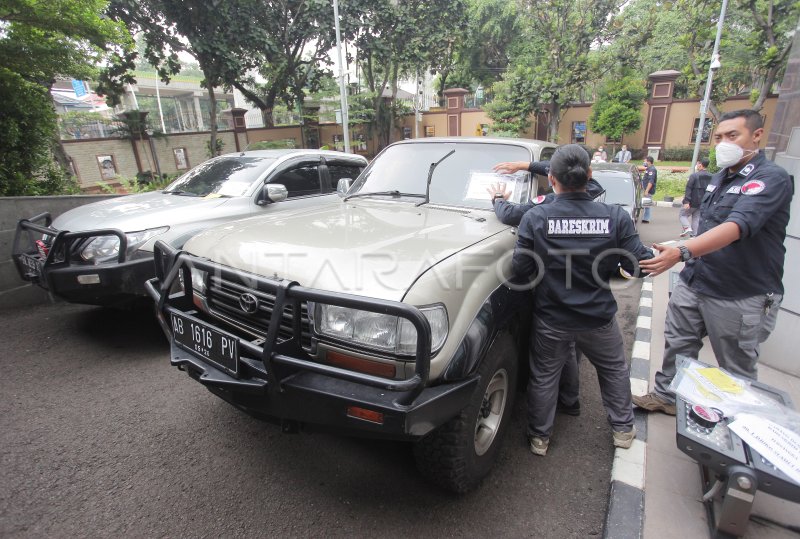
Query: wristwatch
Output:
[[678, 245, 693, 262]]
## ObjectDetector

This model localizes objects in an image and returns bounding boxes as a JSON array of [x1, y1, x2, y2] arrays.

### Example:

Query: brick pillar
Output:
[[643, 70, 681, 159], [443, 88, 469, 136], [230, 108, 248, 152]]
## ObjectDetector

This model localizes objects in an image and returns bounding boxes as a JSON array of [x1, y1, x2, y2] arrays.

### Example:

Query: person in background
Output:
[[641, 156, 657, 223], [509, 144, 653, 456], [614, 145, 632, 163], [634, 109, 792, 415], [679, 158, 712, 237]]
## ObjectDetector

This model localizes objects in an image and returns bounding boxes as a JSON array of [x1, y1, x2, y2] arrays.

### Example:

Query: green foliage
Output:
[[0, 0, 133, 195], [488, 0, 619, 141], [655, 172, 689, 200], [0, 68, 77, 195], [206, 138, 225, 158], [246, 139, 297, 150], [484, 75, 532, 135], [588, 76, 647, 141], [661, 146, 711, 162]]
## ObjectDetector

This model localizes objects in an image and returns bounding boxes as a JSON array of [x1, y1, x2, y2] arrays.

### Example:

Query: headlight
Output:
[[81, 227, 169, 264], [313, 303, 448, 357]]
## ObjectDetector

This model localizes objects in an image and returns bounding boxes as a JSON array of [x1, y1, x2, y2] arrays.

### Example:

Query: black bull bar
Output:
[[145, 240, 433, 407], [12, 212, 128, 286]]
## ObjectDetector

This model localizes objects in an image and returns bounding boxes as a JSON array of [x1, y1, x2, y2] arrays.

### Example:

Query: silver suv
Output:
[[147, 138, 556, 492], [12, 150, 367, 306]]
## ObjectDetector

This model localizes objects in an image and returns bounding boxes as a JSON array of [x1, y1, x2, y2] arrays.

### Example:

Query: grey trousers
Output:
[[527, 317, 634, 438], [679, 207, 701, 232], [654, 279, 782, 403]]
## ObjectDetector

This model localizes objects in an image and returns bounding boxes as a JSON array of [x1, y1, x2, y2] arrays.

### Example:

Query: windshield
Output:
[[595, 173, 635, 206], [350, 142, 532, 209], [164, 156, 276, 197]]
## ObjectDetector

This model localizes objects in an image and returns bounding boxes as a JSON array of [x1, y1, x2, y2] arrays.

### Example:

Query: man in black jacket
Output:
[[679, 158, 712, 237], [509, 144, 654, 455], [490, 154, 605, 417]]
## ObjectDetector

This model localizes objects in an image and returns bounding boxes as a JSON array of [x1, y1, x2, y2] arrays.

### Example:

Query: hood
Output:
[[52, 191, 232, 233], [185, 200, 508, 301]]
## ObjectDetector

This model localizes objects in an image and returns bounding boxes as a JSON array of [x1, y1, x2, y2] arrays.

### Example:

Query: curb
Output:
[[603, 276, 653, 539]]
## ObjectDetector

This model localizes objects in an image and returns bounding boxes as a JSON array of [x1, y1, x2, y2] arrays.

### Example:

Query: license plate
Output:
[[170, 311, 239, 376], [19, 254, 43, 278]]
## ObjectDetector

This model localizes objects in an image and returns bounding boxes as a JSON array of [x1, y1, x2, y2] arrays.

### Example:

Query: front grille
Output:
[[206, 275, 312, 348]]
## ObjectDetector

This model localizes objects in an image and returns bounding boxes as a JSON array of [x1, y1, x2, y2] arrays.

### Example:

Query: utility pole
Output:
[[333, 0, 351, 153], [690, 0, 729, 172]]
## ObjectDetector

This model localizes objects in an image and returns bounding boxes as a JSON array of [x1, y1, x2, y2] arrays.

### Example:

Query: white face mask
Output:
[[715, 141, 749, 168]]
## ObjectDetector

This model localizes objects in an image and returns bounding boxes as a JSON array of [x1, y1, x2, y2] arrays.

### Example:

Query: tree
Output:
[[108, 0, 260, 155], [351, 0, 468, 147], [443, 0, 524, 93], [588, 75, 648, 151], [232, 0, 346, 128], [0, 0, 132, 194], [489, 0, 619, 141]]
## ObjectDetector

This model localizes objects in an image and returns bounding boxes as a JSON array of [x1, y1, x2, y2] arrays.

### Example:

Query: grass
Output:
[[654, 172, 689, 200], [655, 161, 691, 167]]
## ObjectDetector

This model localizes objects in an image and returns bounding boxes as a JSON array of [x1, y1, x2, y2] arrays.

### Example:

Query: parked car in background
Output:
[[591, 163, 643, 228], [12, 150, 368, 307], [145, 137, 558, 493]]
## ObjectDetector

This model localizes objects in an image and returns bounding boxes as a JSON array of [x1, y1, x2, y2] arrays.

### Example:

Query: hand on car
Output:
[[492, 161, 528, 174], [638, 244, 681, 276], [486, 182, 512, 201]]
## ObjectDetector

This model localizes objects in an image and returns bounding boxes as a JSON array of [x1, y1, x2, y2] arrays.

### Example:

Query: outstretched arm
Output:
[[640, 222, 741, 276]]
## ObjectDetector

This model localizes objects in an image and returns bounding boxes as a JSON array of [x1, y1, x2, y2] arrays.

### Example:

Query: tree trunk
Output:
[[548, 101, 561, 143], [208, 85, 218, 157], [388, 64, 399, 144]]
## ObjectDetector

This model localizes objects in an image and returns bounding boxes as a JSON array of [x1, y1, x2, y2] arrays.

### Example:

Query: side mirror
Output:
[[336, 178, 352, 197], [257, 183, 288, 205]]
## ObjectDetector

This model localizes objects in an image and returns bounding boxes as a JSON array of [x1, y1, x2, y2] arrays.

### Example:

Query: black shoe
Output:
[[641, 220, 650, 224], [557, 401, 581, 416]]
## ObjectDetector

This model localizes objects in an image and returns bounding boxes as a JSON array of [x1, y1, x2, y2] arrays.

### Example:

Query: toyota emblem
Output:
[[238, 292, 259, 314]]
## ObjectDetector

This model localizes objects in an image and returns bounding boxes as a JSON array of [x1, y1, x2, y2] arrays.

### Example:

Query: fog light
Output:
[[77, 274, 101, 285]]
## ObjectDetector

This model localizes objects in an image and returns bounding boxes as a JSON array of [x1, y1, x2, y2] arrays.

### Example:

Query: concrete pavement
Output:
[[638, 266, 800, 538]]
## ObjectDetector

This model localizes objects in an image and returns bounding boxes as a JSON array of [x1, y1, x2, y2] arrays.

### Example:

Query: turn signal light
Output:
[[327, 351, 396, 378], [347, 406, 384, 425]]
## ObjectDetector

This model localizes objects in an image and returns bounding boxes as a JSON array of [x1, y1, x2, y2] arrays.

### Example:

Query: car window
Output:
[[270, 164, 321, 198], [164, 156, 276, 197], [539, 147, 556, 161], [350, 142, 531, 210], [596, 173, 635, 207], [328, 164, 364, 183]]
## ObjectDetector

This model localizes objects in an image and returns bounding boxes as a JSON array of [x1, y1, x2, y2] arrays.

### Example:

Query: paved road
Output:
[[0, 207, 680, 538]]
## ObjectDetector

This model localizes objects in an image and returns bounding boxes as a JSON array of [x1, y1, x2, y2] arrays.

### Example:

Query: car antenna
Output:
[[416, 149, 456, 207]]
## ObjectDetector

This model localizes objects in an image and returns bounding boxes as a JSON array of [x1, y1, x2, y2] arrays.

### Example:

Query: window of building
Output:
[[691, 117, 714, 144], [571, 121, 586, 144]]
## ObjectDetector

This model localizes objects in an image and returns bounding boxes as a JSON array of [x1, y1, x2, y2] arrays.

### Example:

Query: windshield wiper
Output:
[[343, 190, 425, 202], [416, 149, 456, 207], [164, 190, 200, 197]]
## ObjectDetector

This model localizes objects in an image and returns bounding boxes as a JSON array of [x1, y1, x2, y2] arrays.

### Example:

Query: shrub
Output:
[[661, 146, 712, 162], [246, 139, 297, 150]]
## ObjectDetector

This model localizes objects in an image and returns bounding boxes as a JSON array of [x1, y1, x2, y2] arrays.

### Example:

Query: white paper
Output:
[[464, 172, 517, 201], [729, 413, 800, 485]]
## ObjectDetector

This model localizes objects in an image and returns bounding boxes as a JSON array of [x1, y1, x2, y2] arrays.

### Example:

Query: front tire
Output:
[[413, 334, 517, 493]]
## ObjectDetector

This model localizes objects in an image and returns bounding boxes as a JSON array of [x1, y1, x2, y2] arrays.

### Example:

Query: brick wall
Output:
[[63, 131, 238, 189]]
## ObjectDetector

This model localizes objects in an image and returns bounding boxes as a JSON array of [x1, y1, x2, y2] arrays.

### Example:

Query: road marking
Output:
[[636, 315, 651, 330], [611, 439, 646, 490], [630, 378, 649, 397]]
